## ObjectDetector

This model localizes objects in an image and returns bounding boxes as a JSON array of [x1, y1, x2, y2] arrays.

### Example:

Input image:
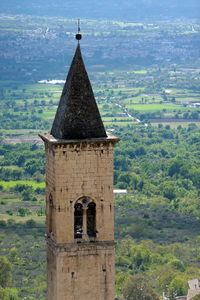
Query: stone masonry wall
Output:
[[45, 140, 115, 244], [47, 241, 115, 300], [43, 137, 117, 300]]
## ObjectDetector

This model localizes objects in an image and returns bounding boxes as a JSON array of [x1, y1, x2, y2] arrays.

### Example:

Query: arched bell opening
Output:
[[74, 203, 83, 238], [87, 202, 96, 237]]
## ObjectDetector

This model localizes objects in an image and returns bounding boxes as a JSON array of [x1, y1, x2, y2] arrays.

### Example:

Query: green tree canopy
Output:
[[168, 277, 188, 298], [0, 256, 13, 288], [122, 274, 159, 300]]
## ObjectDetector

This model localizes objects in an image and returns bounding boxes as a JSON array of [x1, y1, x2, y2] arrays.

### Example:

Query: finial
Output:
[[76, 19, 82, 41]]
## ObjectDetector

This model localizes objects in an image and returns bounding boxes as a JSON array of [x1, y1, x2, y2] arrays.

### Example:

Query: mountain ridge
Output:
[[1, 0, 199, 20]]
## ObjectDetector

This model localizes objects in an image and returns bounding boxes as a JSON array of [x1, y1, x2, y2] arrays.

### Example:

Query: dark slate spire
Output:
[[51, 43, 107, 140]]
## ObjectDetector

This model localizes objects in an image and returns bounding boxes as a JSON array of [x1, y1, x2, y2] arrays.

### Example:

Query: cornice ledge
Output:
[[39, 132, 120, 145], [46, 236, 115, 248]]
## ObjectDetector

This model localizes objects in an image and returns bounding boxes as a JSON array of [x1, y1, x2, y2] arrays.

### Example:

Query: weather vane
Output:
[[76, 19, 82, 41]]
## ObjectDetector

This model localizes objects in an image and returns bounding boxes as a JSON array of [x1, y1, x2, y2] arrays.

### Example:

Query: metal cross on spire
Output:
[[78, 19, 80, 33], [76, 19, 82, 41]]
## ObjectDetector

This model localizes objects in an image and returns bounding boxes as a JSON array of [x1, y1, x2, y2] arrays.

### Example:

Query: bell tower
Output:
[[39, 31, 119, 300]]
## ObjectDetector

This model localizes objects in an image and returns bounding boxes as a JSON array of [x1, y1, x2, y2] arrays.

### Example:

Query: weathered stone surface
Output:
[[51, 44, 107, 140], [47, 240, 115, 300], [43, 134, 119, 300], [42, 134, 119, 244]]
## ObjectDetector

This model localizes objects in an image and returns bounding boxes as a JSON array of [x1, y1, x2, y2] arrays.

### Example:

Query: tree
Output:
[[123, 274, 159, 300], [18, 207, 31, 216], [171, 97, 176, 103], [9, 248, 18, 261], [0, 287, 19, 299], [0, 256, 13, 288], [119, 236, 135, 257], [189, 168, 200, 188], [190, 111, 199, 120], [0, 286, 7, 299], [168, 160, 183, 177], [118, 172, 132, 185], [135, 146, 146, 156], [21, 189, 32, 201], [168, 259, 185, 272], [162, 183, 176, 200], [131, 173, 140, 190], [25, 219, 36, 228], [16, 155, 25, 167], [168, 277, 188, 298], [156, 265, 177, 292], [114, 156, 130, 171], [115, 272, 127, 296]]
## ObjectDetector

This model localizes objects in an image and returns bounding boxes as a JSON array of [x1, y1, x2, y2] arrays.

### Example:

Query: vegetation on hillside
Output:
[[0, 124, 200, 298], [0, 13, 200, 300]]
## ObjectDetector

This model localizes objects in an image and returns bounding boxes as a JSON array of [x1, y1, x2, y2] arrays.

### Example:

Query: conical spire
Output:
[[51, 44, 107, 140]]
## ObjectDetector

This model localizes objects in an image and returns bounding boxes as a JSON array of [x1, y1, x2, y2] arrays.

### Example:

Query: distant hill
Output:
[[0, 0, 199, 20]]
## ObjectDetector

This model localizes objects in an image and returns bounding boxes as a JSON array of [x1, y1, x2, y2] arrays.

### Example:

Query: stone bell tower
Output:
[[39, 32, 119, 300]]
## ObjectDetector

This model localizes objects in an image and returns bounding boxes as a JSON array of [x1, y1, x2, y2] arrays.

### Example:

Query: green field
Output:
[[0, 181, 45, 191], [127, 103, 197, 112], [0, 212, 45, 223], [0, 70, 199, 136], [152, 121, 200, 128]]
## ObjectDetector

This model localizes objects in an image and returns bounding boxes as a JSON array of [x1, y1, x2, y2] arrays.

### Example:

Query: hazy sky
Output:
[[0, 0, 199, 20]]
